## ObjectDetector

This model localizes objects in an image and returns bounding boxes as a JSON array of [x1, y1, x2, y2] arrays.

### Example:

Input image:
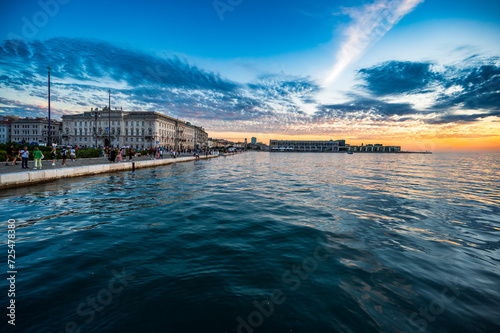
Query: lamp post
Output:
[[108, 89, 111, 145], [47, 65, 51, 146], [92, 110, 100, 148]]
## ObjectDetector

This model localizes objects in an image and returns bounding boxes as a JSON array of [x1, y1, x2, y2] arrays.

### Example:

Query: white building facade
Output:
[[61, 108, 208, 150], [10, 118, 62, 144], [0, 121, 11, 143]]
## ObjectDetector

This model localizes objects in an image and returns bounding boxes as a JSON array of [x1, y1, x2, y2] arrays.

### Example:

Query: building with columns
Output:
[[61, 108, 208, 150]]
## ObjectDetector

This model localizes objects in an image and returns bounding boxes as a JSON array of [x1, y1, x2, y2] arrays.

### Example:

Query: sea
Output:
[[0, 151, 499, 332]]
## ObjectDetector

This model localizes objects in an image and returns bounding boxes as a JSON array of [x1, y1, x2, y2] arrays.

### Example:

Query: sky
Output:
[[0, 0, 499, 151]]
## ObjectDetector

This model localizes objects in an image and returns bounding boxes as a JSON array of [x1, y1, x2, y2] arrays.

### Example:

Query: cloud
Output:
[[433, 59, 500, 111], [353, 56, 500, 124], [0, 38, 320, 129], [0, 37, 498, 138], [324, 0, 424, 85], [0, 38, 238, 92], [358, 61, 438, 96], [315, 98, 419, 120]]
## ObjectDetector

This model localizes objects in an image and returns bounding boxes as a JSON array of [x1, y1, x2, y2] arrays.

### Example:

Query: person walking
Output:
[[5, 145, 15, 166], [70, 148, 76, 162], [33, 147, 43, 170], [11, 147, 21, 166], [128, 148, 134, 161], [20, 146, 29, 169], [50, 146, 57, 166]]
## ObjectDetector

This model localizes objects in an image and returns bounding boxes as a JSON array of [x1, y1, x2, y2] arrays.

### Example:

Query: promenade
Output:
[[0, 153, 218, 189]]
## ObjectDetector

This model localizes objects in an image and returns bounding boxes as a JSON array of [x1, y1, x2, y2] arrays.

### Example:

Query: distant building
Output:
[[251, 137, 257, 144], [345, 143, 401, 152], [62, 108, 205, 149], [187, 122, 208, 149], [0, 120, 12, 143], [270, 140, 339, 152], [10, 118, 62, 145], [269, 139, 401, 153]]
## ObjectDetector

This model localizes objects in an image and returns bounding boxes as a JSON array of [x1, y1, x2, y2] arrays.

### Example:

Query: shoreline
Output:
[[0, 155, 218, 190]]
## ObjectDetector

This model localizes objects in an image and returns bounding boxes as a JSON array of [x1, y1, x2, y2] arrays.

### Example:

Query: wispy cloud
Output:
[[324, 0, 424, 85]]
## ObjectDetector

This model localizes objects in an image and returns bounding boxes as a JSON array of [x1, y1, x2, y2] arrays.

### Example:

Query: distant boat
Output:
[[347, 150, 353, 154]]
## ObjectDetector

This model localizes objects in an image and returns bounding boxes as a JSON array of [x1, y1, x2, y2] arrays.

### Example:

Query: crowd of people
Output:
[[103, 146, 216, 163], [3, 144, 218, 170], [4, 144, 79, 169]]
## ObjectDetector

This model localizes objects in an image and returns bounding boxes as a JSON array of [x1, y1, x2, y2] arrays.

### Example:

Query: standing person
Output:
[[117, 148, 122, 163], [50, 146, 57, 166], [5, 145, 14, 166], [61, 147, 68, 166], [159, 149, 163, 159], [110, 149, 117, 163], [70, 147, 76, 162], [128, 148, 134, 161], [20, 146, 29, 169], [33, 147, 42, 170]]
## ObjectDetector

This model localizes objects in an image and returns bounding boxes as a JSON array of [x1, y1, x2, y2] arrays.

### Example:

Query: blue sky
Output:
[[1, 0, 499, 150]]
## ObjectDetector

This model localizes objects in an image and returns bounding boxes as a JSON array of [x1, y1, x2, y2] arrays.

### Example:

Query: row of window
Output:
[[70, 120, 177, 130], [11, 124, 56, 129]]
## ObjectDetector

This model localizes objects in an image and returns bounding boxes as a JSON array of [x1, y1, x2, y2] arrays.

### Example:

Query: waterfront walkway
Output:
[[0, 154, 218, 189]]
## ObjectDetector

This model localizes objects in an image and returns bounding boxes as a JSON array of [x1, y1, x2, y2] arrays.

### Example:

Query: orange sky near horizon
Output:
[[210, 121, 500, 152]]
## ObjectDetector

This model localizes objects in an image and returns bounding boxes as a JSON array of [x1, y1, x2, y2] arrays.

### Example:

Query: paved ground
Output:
[[0, 154, 194, 175]]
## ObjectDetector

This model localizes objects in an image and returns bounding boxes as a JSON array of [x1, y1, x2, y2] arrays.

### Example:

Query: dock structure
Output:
[[269, 139, 406, 153]]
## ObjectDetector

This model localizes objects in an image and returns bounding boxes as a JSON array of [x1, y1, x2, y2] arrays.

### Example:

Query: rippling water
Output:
[[1, 152, 499, 332]]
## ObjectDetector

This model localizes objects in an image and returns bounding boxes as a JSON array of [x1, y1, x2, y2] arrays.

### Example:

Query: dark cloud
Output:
[[0, 38, 320, 126], [424, 111, 500, 124], [355, 56, 500, 124], [358, 61, 438, 96], [315, 98, 420, 120], [434, 61, 500, 111], [0, 38, 238, 92]]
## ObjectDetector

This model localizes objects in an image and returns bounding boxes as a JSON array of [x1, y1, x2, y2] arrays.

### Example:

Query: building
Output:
[[345, 143, 401, 152], [10, 118, 62, 145], [61, 108, 206, 150], [251, 137, 257, 144], [270, 140, 339, 152], [0, 120, 12, 143], [187, 123, 208, 150], [269, 139, 401, 153]]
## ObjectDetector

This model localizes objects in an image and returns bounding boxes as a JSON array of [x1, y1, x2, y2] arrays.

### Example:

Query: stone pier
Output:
[[0, 155, 218, 190]]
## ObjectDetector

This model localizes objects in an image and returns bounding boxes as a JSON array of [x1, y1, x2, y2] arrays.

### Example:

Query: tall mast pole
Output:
[[47, 66, 51, 146], [108, 89, 111, 145]]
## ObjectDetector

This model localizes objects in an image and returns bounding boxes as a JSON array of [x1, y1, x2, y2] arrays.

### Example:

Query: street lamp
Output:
[[47, 65, 51, 146], [91, 109, 100, 148]]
